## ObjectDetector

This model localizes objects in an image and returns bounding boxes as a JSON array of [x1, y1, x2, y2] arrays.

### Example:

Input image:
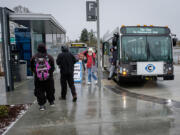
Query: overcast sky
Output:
[[1, 0, 180, 40]]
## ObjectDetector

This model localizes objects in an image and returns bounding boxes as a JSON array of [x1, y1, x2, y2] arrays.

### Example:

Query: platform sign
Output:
[[0, 37, 15, 43], [74, 62, 82, 83], [86, 1, 97, 21], [10, 37, 15, 44]]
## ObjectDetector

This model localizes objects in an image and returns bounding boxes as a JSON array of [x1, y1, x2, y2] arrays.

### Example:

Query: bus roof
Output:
[[102, 25, 172, 42], [120, 26, 171, 35]]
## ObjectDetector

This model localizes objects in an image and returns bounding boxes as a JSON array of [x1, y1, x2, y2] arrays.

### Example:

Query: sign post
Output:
[[86, 1, 101, 90], [96, 0, 101, 90]]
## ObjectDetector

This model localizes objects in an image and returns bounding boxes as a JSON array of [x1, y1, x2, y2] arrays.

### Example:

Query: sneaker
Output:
[[95, 80, 98, 84], [88, 82, 91, 85], [39, 105, 46, 111], [50, 102, 55, 107], [108, 77, 111, 80], [73, 96, 77, 102]]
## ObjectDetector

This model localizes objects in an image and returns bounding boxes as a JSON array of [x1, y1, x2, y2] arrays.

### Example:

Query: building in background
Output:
[[0, 7, 66, 91]]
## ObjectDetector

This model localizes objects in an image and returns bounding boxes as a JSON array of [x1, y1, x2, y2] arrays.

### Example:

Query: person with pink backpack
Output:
[[30, 44, 55, 111]]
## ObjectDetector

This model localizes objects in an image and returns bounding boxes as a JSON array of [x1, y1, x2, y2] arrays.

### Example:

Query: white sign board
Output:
[[137, 62, 164, 75], [74, 62, 82, 82]]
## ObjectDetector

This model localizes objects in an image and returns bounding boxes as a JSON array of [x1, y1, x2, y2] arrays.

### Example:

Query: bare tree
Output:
[[13, 5, 31, 13]]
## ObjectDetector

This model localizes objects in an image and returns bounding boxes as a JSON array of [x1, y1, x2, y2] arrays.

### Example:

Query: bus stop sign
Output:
[[86, 1, 97, 21]]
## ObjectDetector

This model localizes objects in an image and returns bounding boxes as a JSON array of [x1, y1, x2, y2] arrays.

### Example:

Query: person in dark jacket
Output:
[[56, 46, 77, 102], [30, 43, 55, 111], [108, 46, 118, 80]]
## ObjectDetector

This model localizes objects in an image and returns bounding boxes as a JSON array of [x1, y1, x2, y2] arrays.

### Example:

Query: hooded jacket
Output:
[[56, 46, 77, 75], [83, 50, 96, 68]]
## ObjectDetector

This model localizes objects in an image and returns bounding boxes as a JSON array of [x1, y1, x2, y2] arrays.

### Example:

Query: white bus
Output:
[[103, 25, 177, 81]]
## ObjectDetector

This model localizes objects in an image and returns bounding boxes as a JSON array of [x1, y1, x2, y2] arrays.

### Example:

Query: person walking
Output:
[[56, 46, 77, 102], [83, 48, 97, 85], [30, 43, 55, 111], [108, 46, 118, 80]]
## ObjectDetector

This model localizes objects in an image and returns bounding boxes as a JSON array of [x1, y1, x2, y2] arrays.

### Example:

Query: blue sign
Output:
[[145, 64, 156, 73]]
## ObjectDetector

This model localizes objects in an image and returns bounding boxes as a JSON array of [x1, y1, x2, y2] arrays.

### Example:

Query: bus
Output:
[[69, 43, 87, 57], [102, 25, 177, 81]]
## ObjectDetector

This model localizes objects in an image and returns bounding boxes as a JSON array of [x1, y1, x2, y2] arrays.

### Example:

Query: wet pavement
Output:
[[0, 77, 6, 104], [5, 71, 180, 135], [118, 65, 180, 102], [0, 79, 35, 105]]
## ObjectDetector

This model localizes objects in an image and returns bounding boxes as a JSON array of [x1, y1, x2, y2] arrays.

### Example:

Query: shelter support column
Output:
[[30, 24, 35, 56], [0, 7, 14, 91]]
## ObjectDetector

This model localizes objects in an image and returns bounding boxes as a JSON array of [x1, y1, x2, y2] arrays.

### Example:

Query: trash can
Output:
[[13, 60, 27, 82]]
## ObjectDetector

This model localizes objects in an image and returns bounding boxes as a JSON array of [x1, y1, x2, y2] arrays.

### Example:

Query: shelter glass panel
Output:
[[32, 33, 43, 54]]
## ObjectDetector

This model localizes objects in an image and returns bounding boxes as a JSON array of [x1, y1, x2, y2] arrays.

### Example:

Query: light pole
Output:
[[96, 0, 101, 90], [86, 0, 101, 90]]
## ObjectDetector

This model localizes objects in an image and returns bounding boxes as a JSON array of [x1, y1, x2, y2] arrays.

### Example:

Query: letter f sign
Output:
[[89, 3, 94, 12]]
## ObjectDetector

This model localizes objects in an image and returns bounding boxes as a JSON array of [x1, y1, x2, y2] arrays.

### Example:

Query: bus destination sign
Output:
[[71, 44, 86, 47], [121, 27, 170, 35]]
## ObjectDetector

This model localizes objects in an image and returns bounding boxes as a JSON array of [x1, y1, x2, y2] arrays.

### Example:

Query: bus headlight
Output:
[[168, 67, 172, 71], [122, 71, 127, 76], [167, 66, 173, 74]]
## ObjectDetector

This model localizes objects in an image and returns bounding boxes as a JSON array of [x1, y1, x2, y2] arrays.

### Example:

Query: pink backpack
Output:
[[35, 56, 51, 81]]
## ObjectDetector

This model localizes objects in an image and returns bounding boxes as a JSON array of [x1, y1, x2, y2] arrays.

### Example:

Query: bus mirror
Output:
[[112, 33, 119, 46], [173, 38, 177, 46]]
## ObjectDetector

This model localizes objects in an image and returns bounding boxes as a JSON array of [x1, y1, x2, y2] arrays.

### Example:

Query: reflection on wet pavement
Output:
[[117, 65, 180, 102], [6, 72, 180, 135]]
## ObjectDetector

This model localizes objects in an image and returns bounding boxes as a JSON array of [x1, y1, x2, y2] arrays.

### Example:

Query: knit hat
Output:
[[88, 48, 93, 52], [38, 43, 47, 53]]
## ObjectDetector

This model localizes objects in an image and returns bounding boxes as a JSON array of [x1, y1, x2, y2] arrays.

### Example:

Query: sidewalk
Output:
[[0, 78, 35, 105], [5, 73, 178, 135]]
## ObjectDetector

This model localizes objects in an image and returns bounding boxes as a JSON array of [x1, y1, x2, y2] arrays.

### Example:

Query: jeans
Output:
[[88, 68, 97, 82]]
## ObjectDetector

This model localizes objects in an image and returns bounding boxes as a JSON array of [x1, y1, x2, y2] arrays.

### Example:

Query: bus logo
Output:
[[145, 64, 156, 73]]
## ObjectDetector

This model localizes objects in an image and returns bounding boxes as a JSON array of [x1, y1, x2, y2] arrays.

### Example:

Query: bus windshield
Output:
[[122, 36, 172, 62], [69, 47, 87, 55]]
